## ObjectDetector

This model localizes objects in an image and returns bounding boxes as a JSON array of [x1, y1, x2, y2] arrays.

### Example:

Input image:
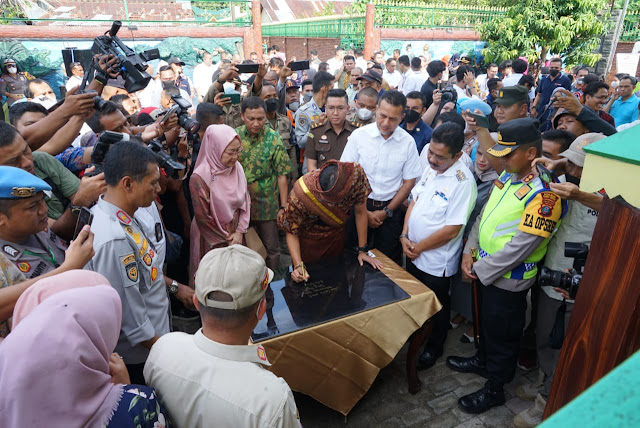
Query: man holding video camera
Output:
[[513, 133, 606, 428]]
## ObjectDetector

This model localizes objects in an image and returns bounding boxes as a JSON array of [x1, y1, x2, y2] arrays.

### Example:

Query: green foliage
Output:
[[479, 0, 611, 68], [314, 1, 336, 17], [346, 0, 499, 15]]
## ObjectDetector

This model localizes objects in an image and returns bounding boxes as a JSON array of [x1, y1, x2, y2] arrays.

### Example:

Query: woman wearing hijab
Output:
[[189, 124, 250, 283], [0, 280, 171, 427]]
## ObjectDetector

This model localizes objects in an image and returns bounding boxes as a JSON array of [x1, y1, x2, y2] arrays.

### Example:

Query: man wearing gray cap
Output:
[[144, 245, 302, 428]]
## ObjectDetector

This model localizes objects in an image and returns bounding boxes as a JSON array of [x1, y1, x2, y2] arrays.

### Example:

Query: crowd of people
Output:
[[0, 42, 624, 427]]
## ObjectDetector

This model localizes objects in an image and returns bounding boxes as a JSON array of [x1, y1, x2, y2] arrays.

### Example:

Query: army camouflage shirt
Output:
[[236, 125, 293, 221]]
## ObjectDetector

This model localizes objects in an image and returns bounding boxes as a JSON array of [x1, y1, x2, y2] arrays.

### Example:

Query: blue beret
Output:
[[459, 98, 493, 116], [0, 166, 51, 199]]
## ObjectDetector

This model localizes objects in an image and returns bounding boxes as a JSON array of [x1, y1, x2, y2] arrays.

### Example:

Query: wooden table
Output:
[[253, 250, 441, 415]]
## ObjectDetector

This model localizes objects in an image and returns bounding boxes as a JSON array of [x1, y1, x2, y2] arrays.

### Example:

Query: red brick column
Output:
[[363, 3, 375, 60], [252, 0, 263, 60]]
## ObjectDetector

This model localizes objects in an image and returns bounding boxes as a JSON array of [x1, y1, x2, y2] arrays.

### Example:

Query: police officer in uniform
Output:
[[305, 89, 358, 172], [86, 142, 170, 385], [1, 59, 28, 108], [447, 118, 565, 414], [294, 71, 335, 151], [0, 166, 67, 279]]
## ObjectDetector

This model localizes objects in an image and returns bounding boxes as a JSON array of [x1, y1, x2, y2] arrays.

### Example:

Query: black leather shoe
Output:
[[458, 385, 506, 414], [417, 348, 442, 371], [446, 355, 488, 378]]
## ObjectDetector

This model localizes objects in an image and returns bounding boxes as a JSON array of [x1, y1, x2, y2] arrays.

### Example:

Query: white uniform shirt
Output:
[[402, 70, 427, 94], [193, 63, 216, 97], [383, 69, 402, 88], [408, 159, 477, 276], [144, 330, 302, 428], [327, 58, 342, 75], [340, 122, 422, 201], [65, 75, 83, 92], [420, 143, 473, 172]]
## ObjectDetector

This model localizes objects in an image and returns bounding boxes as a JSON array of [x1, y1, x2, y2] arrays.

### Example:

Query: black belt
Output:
[[367, 199, 392, 208]]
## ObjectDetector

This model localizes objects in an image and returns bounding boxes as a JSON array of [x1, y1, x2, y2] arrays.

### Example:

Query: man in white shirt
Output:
[[326, 47, 346, 76], [65, 62, 84, 92], [383, 58, 402, 89], [401, 121, 477, 371], [144, 245, 302, 428], [453, 65, 481, 102], [476, 63, 498, 100], [193, 52, 216, 103], [354, 48, 368, 72], [401, 57, 427, 95], [397, 55, 411, 93], [501, 58, 535, 99], [341, 90, 422, 261]]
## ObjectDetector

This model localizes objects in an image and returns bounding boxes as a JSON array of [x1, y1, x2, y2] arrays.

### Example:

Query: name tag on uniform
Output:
[[319, 135, 329, 144]]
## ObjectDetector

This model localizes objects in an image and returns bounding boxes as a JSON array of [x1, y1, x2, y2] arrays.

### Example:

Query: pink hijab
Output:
[[12, 269, 111, 328], [0, 285, 124, 427], [192, 124, 250, 238]]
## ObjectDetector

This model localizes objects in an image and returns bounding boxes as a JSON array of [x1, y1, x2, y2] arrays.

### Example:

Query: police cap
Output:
[[493, 86, 529, 107], [488, 118, 541, 157], [0, 166, 51, 199]]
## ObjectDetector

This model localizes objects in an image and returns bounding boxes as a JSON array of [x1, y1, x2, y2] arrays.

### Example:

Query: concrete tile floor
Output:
[[294, 323, 537, 428]]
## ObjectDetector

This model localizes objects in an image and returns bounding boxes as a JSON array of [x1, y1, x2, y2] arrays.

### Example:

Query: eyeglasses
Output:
[[225, 147, 244, 155]]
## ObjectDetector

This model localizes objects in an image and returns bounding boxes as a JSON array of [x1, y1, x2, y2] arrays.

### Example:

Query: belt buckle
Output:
[[369, 199, 385, 208]]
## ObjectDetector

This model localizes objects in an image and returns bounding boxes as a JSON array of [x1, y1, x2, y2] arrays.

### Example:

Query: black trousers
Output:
[[407, 261, 452, 353], [126, 363, 147, 386], [475, 281, 528, 387]]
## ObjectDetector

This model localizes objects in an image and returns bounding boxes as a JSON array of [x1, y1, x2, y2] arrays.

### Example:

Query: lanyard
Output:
[[23, 248, 59, 267]]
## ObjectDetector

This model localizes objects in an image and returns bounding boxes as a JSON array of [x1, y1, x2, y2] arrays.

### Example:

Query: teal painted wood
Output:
[[540, 349, 640, 427]]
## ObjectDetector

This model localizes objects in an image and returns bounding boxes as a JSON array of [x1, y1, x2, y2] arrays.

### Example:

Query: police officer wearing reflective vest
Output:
[[86, 142, 170, 385], [0, 166, 67, 279], [447, 118, 565, 414]]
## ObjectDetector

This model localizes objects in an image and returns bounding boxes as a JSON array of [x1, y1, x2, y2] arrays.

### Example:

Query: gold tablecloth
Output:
[[254, 250, 442, 415]]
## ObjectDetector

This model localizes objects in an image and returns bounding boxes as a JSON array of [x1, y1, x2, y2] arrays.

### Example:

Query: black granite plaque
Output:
[[251, 254, 410, 342]]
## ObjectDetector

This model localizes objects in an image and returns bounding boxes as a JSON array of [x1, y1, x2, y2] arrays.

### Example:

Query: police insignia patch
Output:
[[116, 210, 131, 224], [522, 173, 535, 183], [151, 267, 158, 281], [515, 184, 532, 200], [149, 248, 155, 257], [126, 263, 138, 282], [17, 262, 30, 272], [257, 345, 267, 361], [143, 253, 152, 266], [455, 169, 466, 182], [3, 245, 18, 258], [121, 254, 135, 265], [538, 192, 559, 217], [261, 270, 269, 290], [10, 186, 36, 198], [125, 226, 134, 235], [493, 179, 504, 189]]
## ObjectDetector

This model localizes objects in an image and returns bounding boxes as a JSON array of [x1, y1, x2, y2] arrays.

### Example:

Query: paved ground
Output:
[[293, 322, 537, 428]]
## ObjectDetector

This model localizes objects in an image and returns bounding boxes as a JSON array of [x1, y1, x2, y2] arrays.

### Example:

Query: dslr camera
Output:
[[170, 94, 200, 134], [440, 87, 458, 106], [539, 242, 589, 300], [88, 131, 186, 179]]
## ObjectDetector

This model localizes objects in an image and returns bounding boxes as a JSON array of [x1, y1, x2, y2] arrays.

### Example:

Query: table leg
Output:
[[406, 319, 433, 394]]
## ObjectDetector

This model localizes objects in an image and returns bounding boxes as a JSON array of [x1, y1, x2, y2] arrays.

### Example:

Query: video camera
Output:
[[91, 21, 160, 93], [87, 131, 186, 179], [170, 94, 200, 134], [539, 242, 589, 300]]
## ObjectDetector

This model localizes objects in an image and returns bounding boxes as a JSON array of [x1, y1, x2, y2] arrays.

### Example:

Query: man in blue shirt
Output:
[[402, 91, 432, 154], [606, 75, 640, 126], [532, 58, 571, 129]]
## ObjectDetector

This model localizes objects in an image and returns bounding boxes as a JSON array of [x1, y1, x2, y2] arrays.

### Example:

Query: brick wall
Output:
[[607, 41, 640, 83], [263, 37, 341, 62]]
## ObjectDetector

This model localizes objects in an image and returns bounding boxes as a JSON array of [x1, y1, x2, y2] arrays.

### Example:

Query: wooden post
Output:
[[252, 0, 263, 60], [363, 2, 375, 61]]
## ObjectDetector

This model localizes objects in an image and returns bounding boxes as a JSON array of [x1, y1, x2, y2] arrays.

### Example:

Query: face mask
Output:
[[404, 109, 420, 123], [302, 92, 313, 103], [161, 80, 176, 90], [265, 98, 279, 112], [611, 80, 619, 88], [6, 66, 17, 74], [33, 95, 57, 110], [288, 101, 300, 112], [549, 69, 560, 77], [357, 108, 374, 121], [576, 78, 584, 86], [565, 174, 581, 186], [223, 82, 236, 94]]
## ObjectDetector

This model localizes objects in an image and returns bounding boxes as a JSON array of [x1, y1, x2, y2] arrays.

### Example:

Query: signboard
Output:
[[616, 53, 640, 76]]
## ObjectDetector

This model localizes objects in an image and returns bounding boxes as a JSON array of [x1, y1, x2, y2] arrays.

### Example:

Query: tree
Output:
[[479, 0, 610, 73]]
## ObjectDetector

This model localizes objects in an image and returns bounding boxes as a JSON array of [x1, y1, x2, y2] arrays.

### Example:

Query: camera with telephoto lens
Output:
[[539, 242, 589, 300], [91, 21, 160, 93], [440, 87, 458, 106], [170, 94, 200, 134], [87, 131, 185, 179]]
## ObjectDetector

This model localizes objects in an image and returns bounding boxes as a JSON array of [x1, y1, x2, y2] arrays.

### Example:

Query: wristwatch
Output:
[[357, 245, 369, 253], [169, 280, 179, 295], [384, 206, 394, 218]]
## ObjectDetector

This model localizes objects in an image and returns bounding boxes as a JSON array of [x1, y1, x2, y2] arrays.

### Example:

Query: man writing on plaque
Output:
[[277, 160, 382, 282]]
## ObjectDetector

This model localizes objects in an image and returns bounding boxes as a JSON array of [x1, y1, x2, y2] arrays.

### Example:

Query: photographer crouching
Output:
[[513, 132, 607, 428]]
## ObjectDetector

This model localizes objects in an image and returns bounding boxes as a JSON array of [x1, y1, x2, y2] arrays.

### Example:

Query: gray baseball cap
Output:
[[559, 132, 606, 167], [194, 245, 274, 310]]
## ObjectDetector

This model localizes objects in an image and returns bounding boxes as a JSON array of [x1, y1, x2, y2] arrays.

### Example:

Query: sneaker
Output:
[[517, 349, 538, 371], [515, 370, 544, 401], [513, 393, 546, 428]]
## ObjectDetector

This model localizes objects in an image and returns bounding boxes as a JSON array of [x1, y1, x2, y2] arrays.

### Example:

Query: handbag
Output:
[[245, 227, 267, 259]]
